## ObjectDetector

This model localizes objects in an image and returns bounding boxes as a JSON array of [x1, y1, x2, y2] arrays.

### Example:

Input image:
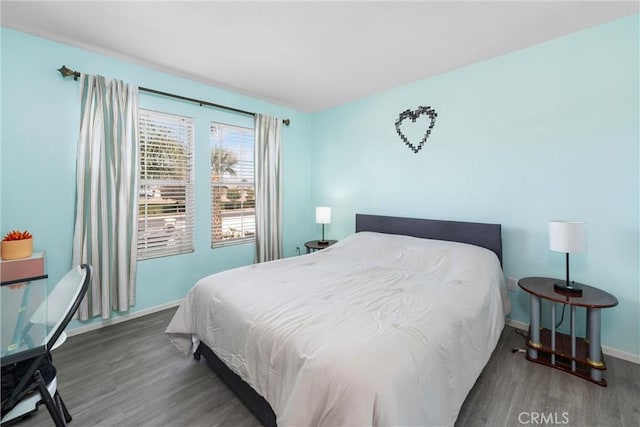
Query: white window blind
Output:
[[211, 123, 255, 247], [138, 109, 194, 260]]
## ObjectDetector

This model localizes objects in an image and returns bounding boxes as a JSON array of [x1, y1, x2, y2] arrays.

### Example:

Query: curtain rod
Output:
[[57, 65, 290, 126]]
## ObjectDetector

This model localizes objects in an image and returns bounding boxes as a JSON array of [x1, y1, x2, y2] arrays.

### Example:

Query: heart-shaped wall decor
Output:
[[395, 106, 437, 154]]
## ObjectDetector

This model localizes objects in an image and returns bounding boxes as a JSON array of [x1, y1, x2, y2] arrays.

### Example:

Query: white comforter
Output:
[[166, 231, 509, 426]]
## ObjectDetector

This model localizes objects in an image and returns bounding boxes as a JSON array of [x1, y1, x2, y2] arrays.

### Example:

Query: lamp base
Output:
[[317, 240, 330, 245], [554, 281, 583, 296]]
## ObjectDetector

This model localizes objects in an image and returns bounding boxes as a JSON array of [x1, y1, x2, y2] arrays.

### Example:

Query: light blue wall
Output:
[[311, 15, 639, 357], [1, 28, 314, 328], [2, 15, 638, 358]]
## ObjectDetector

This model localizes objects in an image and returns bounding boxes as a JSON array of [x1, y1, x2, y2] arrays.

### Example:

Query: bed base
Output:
[[194, 342, 276, 427], [194, 213, 502, 426]]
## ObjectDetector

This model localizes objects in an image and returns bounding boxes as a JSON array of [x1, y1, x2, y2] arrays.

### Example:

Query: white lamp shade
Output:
[[315, 207, 331, 224], [549, 221, 586, 253]]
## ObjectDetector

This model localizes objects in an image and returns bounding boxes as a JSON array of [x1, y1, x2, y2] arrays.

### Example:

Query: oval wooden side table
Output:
[[518, 277, 618, 386]]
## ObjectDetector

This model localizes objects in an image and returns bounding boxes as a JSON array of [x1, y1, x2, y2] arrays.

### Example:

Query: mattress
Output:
[[166, 231, 509, 426]]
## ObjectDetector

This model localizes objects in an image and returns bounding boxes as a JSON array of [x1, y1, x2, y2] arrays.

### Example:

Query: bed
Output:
[[166, 213, 510, 426]]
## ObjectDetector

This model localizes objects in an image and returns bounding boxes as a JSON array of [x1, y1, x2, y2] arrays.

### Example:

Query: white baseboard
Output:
[[505, 318, 640, 365], [505, 318, 530, 331], [66, 299, 183, 338]]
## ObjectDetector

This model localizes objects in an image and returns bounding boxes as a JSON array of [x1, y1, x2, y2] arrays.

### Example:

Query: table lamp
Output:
[[315, 207, 331, 245], [549, 220, 586, 295]]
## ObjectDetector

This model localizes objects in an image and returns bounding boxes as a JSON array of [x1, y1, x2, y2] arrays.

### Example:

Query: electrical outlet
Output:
[[507, 277, 519, 292]]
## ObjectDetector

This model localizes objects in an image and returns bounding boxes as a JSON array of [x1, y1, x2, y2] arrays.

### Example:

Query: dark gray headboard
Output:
[[355, 213, 502, 265]]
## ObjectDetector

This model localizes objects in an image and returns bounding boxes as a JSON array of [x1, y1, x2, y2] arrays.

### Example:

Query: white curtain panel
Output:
[[254, 114, 283, 262], [72, 74, 139, 320]]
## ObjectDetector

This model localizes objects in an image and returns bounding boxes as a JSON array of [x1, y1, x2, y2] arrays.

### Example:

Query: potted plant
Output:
[[1, 230, 33, 260]]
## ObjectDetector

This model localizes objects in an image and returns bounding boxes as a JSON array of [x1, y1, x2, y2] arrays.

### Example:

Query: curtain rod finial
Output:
[[283, 119, 290, 126], [58, 65, 80, 81]]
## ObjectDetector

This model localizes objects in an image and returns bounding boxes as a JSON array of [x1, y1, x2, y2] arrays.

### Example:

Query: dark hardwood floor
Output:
[[14, 308, 639, 426]]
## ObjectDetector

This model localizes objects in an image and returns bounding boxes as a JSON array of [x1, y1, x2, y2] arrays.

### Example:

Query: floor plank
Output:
[[12, 308, 639, 426]]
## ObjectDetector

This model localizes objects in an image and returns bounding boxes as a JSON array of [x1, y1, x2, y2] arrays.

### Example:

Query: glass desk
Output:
[[1, 275, 50, 367], [1, 274, 72, 427]]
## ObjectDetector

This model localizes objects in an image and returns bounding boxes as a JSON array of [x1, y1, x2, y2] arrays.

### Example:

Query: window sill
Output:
[[211, 237, 254, 249]]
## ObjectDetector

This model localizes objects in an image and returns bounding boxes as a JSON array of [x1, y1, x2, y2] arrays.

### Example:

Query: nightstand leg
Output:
[[571, 305, 576, 372], [587, 308, 603, 382], [551, 301, 556, 365], [528, 295, 541, 359]]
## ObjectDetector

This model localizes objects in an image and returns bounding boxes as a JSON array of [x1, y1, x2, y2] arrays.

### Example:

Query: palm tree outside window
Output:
[[211, 123, 255, 247]]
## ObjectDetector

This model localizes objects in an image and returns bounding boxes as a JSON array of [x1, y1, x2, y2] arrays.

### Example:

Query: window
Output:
[[211, 123, 255, 247], [138, 110, 194, 260]]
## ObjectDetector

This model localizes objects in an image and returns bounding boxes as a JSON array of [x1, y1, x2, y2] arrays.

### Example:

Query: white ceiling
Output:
[[2, 1, 638, 112]]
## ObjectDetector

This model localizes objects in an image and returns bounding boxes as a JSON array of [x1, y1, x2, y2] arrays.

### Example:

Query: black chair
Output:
[[1, 264, 92, 426]]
